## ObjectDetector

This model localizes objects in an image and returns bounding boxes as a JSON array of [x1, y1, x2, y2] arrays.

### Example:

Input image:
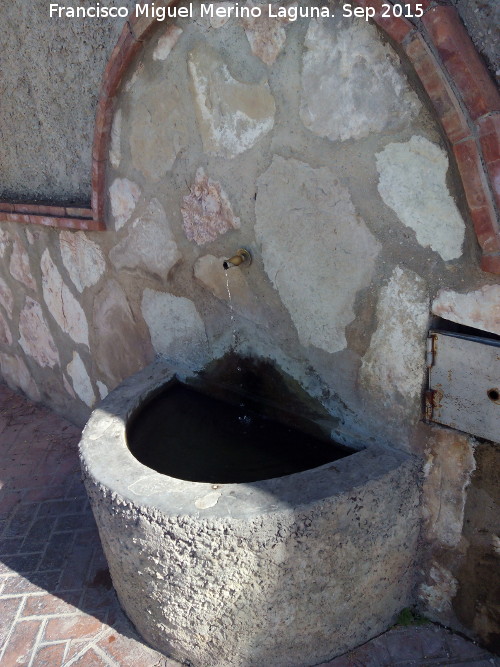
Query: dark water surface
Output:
[[127, 383, 355, 484]]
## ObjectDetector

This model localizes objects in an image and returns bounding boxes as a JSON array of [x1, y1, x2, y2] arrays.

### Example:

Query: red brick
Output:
[[478, 115, 500, 162], [65, 207, 93, 219], [44, 613, 102, 641], [481, 252, 500, 274], [91, 158, 107, 224], [0, 598, 21, 646], [355, 0, 414, 43], [23, 484, 66, 503], [0, 202, 14, 213], [98, 630, 165, 667], [423, 6, 500, 120], [11, 203, 38, 214], [92, 102, 114, 163], [478, 115, 500, 210], [22, 593, 79, 617], [402, 0, 432, 10], [470, 205, 500, 253], [385, 627, 425, 661], [27, 204, 66, 217], [404, 33, 470, 143], [1, 619, 41, 667], [453, 139, 492, 210], [32, 643, 66, 667], [2, 570, 61, 595], [68, 647, 110, 666], [484, 158, 500, 211], [99, 27, 142, 105], [0, 212, 31, 224], [129, 9, 157, 42]]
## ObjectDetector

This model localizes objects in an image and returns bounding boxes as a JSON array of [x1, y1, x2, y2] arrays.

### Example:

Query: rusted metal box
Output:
[[426, 331, 500, 443]]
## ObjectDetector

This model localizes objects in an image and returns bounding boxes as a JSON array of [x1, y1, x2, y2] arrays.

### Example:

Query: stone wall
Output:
[[0, 0, 499, 655]]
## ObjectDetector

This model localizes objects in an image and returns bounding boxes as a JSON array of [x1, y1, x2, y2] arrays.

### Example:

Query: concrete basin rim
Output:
[[79, 358, 414, 519]]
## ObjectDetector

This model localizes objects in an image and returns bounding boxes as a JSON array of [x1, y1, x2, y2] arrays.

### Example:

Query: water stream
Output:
[[225, 269, 239, 350]]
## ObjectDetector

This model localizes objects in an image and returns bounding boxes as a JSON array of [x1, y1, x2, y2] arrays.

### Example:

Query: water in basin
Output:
[[127, 382, 354, 484]]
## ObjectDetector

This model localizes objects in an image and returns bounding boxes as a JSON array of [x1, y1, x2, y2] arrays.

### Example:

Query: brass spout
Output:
[[223, 248, 252, 270]]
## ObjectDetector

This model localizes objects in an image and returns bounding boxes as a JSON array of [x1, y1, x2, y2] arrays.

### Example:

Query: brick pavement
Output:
[[0, 382, 499, 667], [0, 384, 174, 667]]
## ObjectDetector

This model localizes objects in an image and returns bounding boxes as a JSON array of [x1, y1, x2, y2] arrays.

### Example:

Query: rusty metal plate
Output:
[[427, 331, 500, 443]]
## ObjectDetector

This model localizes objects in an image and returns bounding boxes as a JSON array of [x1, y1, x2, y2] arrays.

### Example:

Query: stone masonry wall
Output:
[[0, 0, 499, 653]]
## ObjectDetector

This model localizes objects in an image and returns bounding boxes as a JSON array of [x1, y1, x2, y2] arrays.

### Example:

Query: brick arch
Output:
[[89, 0, 500, 272]]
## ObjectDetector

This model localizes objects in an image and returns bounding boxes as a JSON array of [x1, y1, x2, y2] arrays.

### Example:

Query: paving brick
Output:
[[38, 499, 78, 518], [73, 527, 100, 547], [81, 584, 115, 614], [0, 537, 25, 555], [347, 635, 392, 665], [418, 626, 451, 659], [54, 512, 96, 532], [23, 484, 66, 503], [0, 490, 23, 520], [447, 633, 492, 660], [23, 516, 56, 546], [68, 647, 111, 666], [3, 503, 36, 538], [384, 627, 426, 661], [0, 597, 21, 647], [57, 544, 94, 591], [21, 592, 81, 617], [44, 613, 102, 641], [2, 569, 61, 595], [65, 475, 88, 500], [318, 655, 353, 667], [0, 551, 43, 575], [98, 630, 170, 667], [31, 642, 66, 666], [0, 619, 41, 667], [38, 532, 74, 571]]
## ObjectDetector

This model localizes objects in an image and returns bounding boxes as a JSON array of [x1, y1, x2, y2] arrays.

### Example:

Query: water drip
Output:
[[225, 269, 239, 350]]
